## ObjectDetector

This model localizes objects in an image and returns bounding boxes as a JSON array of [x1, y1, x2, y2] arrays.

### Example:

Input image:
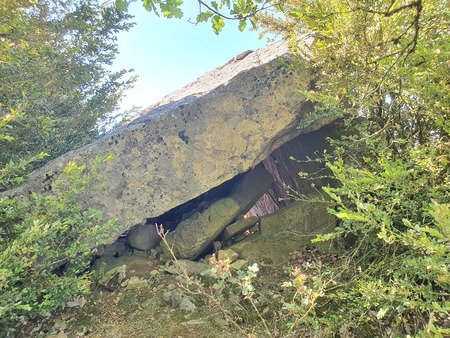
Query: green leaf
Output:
[[0, 135, 14, 142], [238, 20, 247, 32], [196, 11, 214, 23], [142, 0, 155, 11], [336, 211, 368, 222], [160, 3, 183, 18], [115, 0, 128, 11], [210, 1, 219, 10], [211, 15, 225, 35]]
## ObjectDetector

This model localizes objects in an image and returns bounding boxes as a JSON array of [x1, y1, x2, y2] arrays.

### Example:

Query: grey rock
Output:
[[163, 166, 274, 260], [163, 260, 209, 275], [221, 216, 259, 241], [127, 222, 161, 251], [98, 264, 127, 290], [95, 241, 128, 258], [122, 276, 149, 289], [162, 289, 196, 311], [0, 39, 336, 244], [217, 249, 239, 262], [164, 197, 240, 260], [231, 196, 337, 264], [230, 259, 249, 270]]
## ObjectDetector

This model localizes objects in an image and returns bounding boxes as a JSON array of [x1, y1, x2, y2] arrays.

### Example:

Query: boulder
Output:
[[162, 260, 209, 275], [98, 264, 127, 290], [163, 198, 240, 260], [230, 197, 337, 264], [1, 39, 336, 243], [127, 222, 161, 251], [217, 249, 239, 262]]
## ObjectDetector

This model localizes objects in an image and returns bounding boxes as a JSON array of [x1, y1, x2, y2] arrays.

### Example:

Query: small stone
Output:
[[230, 259, 248, 270], [47, 332, 67, 338], [150, 269, 159, 276], [127, 222, 161, 251], [123, 276, 148, 290], [95, 241, 127, 258], [98, 265, 127, 290], [47, 328, 67, 338], [163, 260, 209, 275], [217, 249, 239, 262], [162, 289, 196, 312], [66, 297, 87, 308], [52, 320, 67, 331], [178, 297, 196, 311]]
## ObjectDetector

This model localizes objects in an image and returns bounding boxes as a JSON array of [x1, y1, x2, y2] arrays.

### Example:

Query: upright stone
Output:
[[164, 166, 274, 259]]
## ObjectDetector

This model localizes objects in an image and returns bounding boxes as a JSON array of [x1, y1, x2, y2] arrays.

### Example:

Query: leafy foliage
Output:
[[0, 0, 136, 166], [0, 156, 118, 335], [141, 0, 270, 34], [253, 0, 450, 335]]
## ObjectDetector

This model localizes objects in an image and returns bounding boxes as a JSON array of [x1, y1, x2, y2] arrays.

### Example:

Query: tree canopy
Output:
[[1, 1, 133, 330], [0, 0, 136, 169]]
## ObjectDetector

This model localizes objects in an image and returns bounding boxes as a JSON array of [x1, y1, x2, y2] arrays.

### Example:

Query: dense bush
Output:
[[0, 157, 118, 336], [254, 0, 450, 335], [300, 130, 450, 336]]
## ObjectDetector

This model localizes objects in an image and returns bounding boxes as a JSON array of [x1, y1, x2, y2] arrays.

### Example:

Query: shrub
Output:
[[0, 156, 118, 335], [289, 132, 450, 336]]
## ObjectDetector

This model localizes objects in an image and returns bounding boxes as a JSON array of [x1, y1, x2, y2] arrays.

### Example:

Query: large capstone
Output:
[[1, 40, 337, 243]]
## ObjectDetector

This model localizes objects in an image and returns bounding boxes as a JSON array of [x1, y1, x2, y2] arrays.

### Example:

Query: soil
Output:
[[11, 247, 339, 338]]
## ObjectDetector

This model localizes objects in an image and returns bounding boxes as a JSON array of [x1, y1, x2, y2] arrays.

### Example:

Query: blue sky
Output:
[[113, 2, 271, 113]]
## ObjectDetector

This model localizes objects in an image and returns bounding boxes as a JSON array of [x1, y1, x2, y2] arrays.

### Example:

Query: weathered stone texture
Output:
[[1, 40, 336, 242], [164, 166, 274, 260], [230, 197, 336, 264]]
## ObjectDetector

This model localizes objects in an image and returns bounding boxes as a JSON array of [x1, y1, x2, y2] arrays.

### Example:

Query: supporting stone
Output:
[[229, 196, 336, 264], [221, 216, 259, 242], [163, 166, 274, 260]]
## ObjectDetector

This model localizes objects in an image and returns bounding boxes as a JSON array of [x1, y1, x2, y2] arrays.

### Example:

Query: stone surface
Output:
[[162, 289, 197, 311], [122, 276, 149, 290], [164, 197, 240, 260], [95, 241, 128, 258], [230, 260, 249, 270], [127, 222, 161, 251], [217, 249, 239, 262], [163, 166, 274, 260], [229, 196, 337, 264], [163, 260, 209, 275], [221, 216, 259, 241], [66, 297, 87, 308], [99, 264, 127, 290], [0, 39, 336, 243]]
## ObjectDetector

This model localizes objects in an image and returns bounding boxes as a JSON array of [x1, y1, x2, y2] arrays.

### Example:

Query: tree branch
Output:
[[196, 0, 277, 21], [355, 1, 421, 17]]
